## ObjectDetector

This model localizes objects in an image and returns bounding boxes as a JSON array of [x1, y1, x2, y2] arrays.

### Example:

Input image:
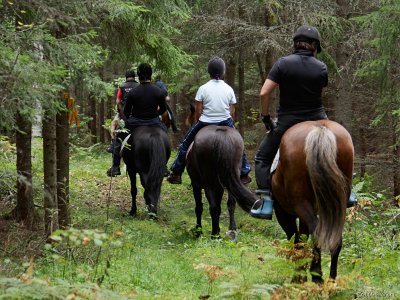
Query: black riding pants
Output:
[[255, 110, 327, 190]]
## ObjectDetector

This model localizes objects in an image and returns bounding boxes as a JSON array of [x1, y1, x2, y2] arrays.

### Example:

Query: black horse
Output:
[[186, 125, 257, 240], [122, 126, 171, 217]]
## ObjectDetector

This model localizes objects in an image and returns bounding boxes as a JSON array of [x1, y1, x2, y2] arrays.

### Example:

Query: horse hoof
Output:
[[191, 227, 203, 238], [291, 275, 307, 284], [148, 212, 158, 220], [129, 210, 137, 217], [312, 276, 324, 285], [211, 234, 222, 240], [226, 230, 237, 242]]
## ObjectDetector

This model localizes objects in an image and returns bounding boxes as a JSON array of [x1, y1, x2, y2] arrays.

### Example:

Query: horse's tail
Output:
[[147, 131, 167, 191], [214, 129, 257, 212], [305, 125, 347, 251]]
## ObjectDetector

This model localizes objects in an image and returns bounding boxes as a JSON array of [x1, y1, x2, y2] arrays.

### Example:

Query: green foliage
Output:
[[0, 277, 130, 299], [40, 228, 124, 285], [353, 0, 400, 129], [0, 135, 16, 202], [101, 0, 193, 77], [1, 148, 399, 299]]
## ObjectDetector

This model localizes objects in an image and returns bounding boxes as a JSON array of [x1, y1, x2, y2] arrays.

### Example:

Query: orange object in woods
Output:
[[64, 91, 80, 127]]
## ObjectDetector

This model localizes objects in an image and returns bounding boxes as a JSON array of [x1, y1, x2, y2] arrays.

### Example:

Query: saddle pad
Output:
[[271, 149, 280, 174], [120, 134, 131, 156]]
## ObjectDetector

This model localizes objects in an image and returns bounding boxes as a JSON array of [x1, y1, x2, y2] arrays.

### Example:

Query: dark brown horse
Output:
[[160, 111, 171, 130], [271, 120, 353, 283], [185, 103, 196, 127], [186, 125, 257, 240]]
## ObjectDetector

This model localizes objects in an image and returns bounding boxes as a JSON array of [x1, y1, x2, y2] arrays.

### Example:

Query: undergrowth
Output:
[[0, 139, 399, 299]]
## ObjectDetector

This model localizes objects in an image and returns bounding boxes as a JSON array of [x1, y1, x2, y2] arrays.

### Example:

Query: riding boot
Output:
[[107, 137, 122, 177], [250, 189, 273, 219], [347, 191, 358, 208], [253, 153, 274, 219]]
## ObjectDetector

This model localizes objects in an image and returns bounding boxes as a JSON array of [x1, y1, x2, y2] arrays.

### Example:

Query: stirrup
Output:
[[250, 196, 273, 220]]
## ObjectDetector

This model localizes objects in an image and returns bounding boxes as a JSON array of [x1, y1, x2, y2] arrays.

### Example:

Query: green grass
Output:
[[1, 141, 399, 299]]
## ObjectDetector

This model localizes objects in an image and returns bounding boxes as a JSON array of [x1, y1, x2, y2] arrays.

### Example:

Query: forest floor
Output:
[[0, 139, 399, 299]]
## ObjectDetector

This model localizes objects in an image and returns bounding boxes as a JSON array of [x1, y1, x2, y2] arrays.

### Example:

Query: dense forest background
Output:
[[0, 0, 400, 299], [3, 0, 399, 227], [1, 0, 399, 234], [0, 0, 399, 298]]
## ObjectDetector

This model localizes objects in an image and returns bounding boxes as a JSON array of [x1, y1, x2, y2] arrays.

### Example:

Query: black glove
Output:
[[261, 114, 277, 131]]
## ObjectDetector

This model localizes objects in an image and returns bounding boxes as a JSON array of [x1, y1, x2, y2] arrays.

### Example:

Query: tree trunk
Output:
[[237, 48, 245, 137], [359, 127, 367, 177], [43, 115, 59, 236], [13, 112, 35, 229], [56, 105, 70, 229], [98, 99, 105, 143], [392, 123, 400, 205], [89, 94, 97, 144], [256, 54, 266, 84], [334, 0, 353, 134], [225, 55, 236, 89]]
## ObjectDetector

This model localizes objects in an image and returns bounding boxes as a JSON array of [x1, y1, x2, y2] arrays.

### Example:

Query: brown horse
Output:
[[185, 103, 196, 127], [271, 120, 353, 283], [160, 111, 171, 130], [186, 125, 257, 240]]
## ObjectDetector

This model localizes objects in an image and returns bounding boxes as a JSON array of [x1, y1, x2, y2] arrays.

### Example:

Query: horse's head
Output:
[[185, 103, 196, 127]]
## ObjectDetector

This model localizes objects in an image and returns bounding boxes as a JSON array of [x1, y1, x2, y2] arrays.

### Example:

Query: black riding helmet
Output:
[[207, 56, 225, 79], [125, 69, 136, 79], [137, 63, 152, 81], [293, 25, 322, 53]]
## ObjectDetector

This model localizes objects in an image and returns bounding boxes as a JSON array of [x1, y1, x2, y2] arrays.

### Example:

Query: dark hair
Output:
[[294, 40, 318, 53], [207, 56, 225, 80], [137, 63, 152, 81], [125, 69, 136, 79]]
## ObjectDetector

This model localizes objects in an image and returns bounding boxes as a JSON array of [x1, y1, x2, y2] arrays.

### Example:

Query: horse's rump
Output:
[[187, 125, 256, 212], [125, 126, 170, 186], [188, 126, 241, 186], [273, 120, 354, 250]]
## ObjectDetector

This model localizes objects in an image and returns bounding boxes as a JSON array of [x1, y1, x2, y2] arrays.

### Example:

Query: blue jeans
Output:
[[170, 118, 251, 176]]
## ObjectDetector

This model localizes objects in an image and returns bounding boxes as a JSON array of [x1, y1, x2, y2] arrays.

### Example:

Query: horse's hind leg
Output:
[[205, 186, 224, 238], [127, 169, 137, 216], [299, 215, 323, 284], [193, 185, 203, 237], [274, 202, 308, 283], [274, 201, 298, 240], [226, 193, 237, 242], [329, 237, 342, 280]]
